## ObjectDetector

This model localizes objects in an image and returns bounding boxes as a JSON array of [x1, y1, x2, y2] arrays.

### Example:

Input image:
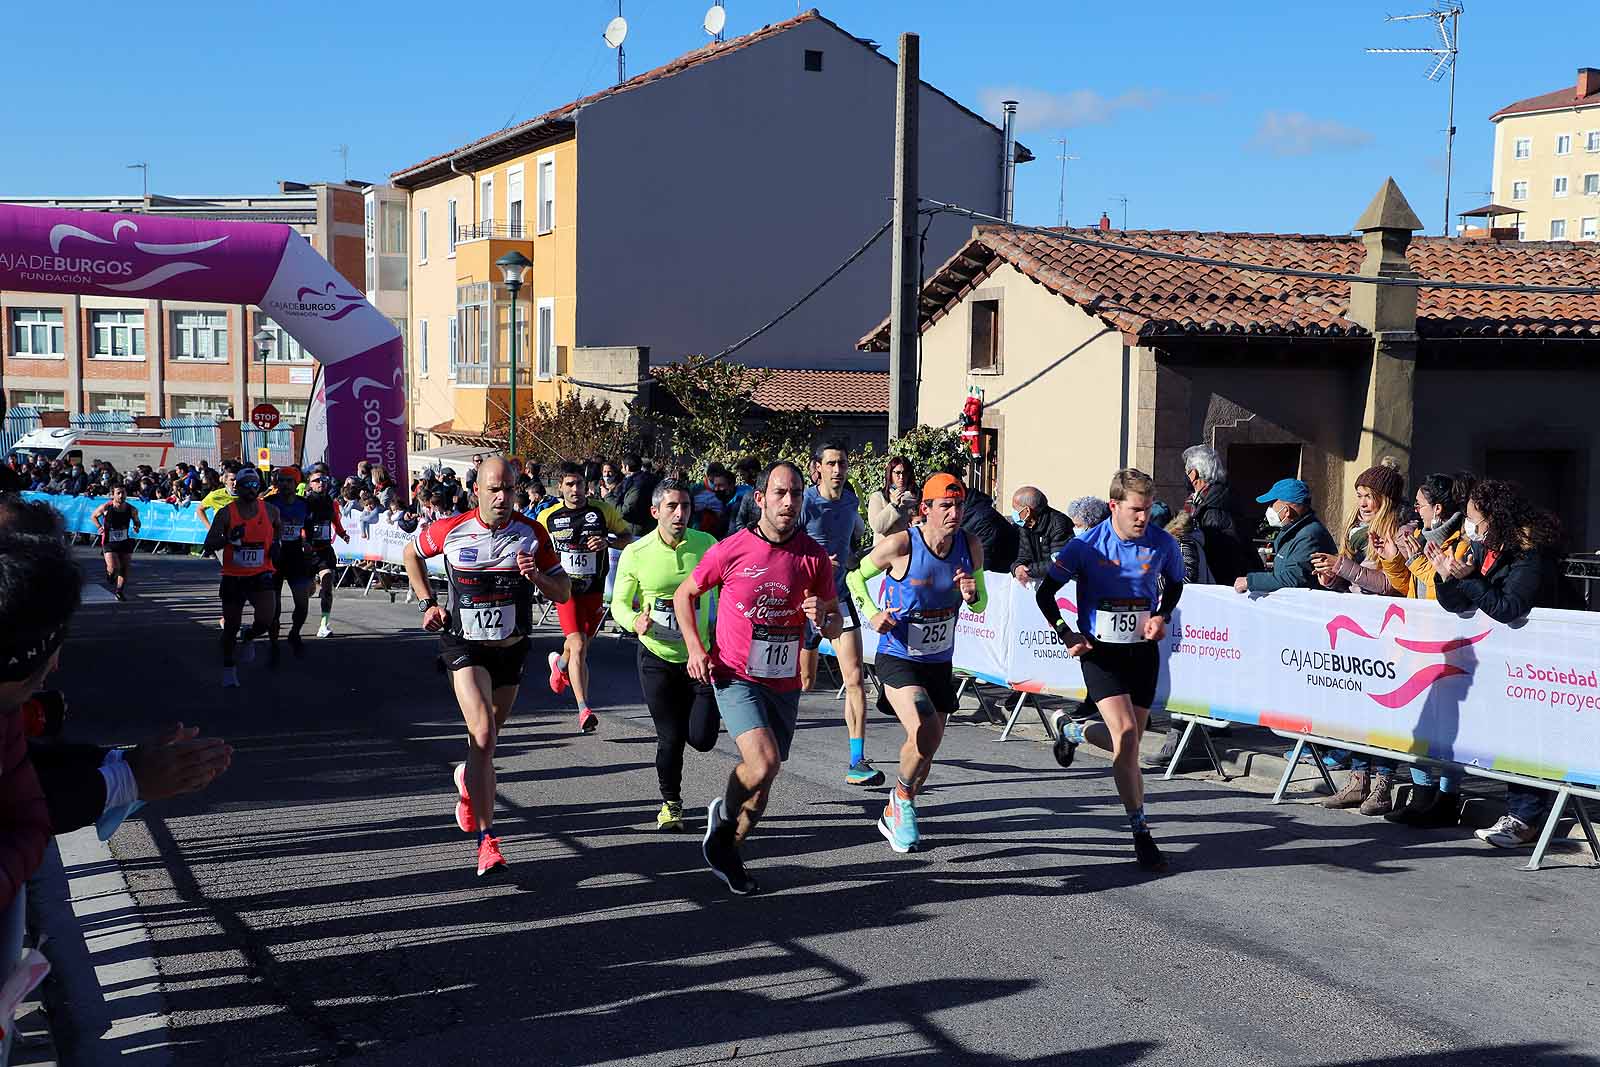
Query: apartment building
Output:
[[0, 184, 365, 421], [1490, 67, 1600, 241], [390, 9, 1025, 445]]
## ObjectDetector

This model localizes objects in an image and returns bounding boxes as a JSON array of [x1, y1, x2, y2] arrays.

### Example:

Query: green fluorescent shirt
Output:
[[611, 528, 716, 663]]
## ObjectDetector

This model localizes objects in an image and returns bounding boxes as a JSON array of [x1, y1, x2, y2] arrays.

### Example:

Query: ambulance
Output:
[[8, 426, 178, 470]]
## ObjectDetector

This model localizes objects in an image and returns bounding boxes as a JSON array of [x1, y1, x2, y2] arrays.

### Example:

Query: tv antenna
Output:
[[333, 144, 350, 183], [603, 3, 629, 84], [1367, 4, 1462, 235], [703, 2, 726, 42], [1112, 194, 1128, 231], [1052, 138, 1079, 228], [126, 161, 149, 200]]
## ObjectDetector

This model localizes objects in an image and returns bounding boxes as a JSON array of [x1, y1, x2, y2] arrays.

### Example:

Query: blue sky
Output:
[[3, 1, 1587, 234]]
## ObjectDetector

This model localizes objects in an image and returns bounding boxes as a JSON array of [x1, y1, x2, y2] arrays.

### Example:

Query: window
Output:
[[418, 208, 429, 263], [381, 201, 406, 255], [507, 166, 524, 237], [969, 298, 1000, 372], [418, 319, 429, 377], [89, 391, 148, 416], [170, 394, 233, 419], [256, 315, 312, 362], [536, 298, 555, 380], [1514, 137, 1531, 160], [276, 399, 310, 425], [804, 49, 824, 71], [480, 176, 494, 227], [171, 310, 229, 361], [1511, 180, 1528, 201], [1556, 134, 1572, 156], [1554, 176, 1569, 198], [10, 389, 64, 411], [10, 308, 64, 357], [1588, 132, 1600, 153], [1551, 219, 1568, 240], [448, 315, 459, 378], [1582, 217, 1598, 240], [1584, 174, 1600, 196], [447, 199, 458, 254], [537, 156, 555, 234], [455, 283, 490, 384], [1515, 220, 1527, 240], [90, 309, 146, 359]]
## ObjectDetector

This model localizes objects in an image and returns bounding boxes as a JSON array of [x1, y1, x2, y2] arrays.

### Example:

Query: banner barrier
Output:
[[25, 491, 209, 544], [829, 576, 1600, 788], [335, 512, 444, 577]]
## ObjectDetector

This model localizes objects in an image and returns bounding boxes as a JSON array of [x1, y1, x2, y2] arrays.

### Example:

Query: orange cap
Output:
[[922, 473, 966, 502], [276, 465, 302, 485]]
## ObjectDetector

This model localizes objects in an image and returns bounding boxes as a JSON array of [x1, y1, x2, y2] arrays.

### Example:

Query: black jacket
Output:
[[27, 740, 108, 835], [619, 471, 658, 537], [1435, 543, 1552, 623], [961, 488, 1018, 573], [1015, 506, 1075, 580], [1188, 481, 1249, 584]]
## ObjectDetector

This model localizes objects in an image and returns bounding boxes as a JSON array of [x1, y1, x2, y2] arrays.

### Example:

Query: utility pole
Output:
[[1114, 194, 1129, 231], [888, 32, 920, 439], [126, 162, 148, 201], [1053, 138, 1078, 228]]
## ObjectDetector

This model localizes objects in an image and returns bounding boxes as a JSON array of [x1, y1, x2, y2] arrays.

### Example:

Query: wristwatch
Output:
[[418, 597, 438, 613]]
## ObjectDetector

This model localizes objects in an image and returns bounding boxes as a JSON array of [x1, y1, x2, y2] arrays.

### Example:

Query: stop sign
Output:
[[250, 403, 281, 431]]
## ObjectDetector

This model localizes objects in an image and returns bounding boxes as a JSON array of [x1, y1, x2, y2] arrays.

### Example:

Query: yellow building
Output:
[[1490, 67, 1600, 242]]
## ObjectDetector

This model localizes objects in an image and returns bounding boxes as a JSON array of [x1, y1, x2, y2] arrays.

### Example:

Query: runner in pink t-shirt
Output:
[[675, 461, 840, 895]]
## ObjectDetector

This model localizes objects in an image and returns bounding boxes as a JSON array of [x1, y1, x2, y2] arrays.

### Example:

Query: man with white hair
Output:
[[1179, 445, 1247, 585]]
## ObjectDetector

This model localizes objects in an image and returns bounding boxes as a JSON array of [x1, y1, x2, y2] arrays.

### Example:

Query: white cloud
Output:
[[978, 86, 1164, 132], [1249, 111, 1374, 158]]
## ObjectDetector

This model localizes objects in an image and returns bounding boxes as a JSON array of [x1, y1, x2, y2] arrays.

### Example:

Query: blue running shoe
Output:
[[846, 759, 886, 787], [878, 791, 920, 853]]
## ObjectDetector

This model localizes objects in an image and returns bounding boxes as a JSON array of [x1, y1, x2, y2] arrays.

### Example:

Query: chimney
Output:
[[1349, 177, 1423, 334], [1000, 100, 1018, 223], [1098, 212, 1112, 232], [1579, 67, 1600, 100]]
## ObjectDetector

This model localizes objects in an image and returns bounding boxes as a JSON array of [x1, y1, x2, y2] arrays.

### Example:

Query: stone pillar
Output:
[[1347, 178, 1422, 486]]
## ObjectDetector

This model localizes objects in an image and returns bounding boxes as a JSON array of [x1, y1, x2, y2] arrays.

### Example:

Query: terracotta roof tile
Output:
[[859, 227, 1600, 350], [1490, 82, 1600, 121], [752, 369, 887, 414]]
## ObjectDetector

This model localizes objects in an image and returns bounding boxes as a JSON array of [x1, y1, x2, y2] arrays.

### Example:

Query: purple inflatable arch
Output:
[[0, 204, 406, 476]]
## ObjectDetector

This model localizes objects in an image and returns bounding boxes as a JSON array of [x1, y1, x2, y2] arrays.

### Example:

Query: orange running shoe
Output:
[[453, 764, 476, 834], [476, 834, 507, 877]]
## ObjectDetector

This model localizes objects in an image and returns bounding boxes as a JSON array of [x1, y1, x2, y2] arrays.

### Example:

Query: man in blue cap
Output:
[[1234, 478, 1334, 594]]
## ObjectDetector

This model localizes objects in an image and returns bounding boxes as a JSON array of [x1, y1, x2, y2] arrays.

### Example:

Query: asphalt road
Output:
[[44, 549, 1600, 1066]]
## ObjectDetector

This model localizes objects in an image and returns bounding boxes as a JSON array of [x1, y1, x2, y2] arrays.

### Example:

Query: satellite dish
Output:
[[703, 4, 726, 37], [603, 15, 629, 49]]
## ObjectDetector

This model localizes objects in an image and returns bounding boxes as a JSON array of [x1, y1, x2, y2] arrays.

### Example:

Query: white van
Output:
[[9, 426, 177, 471]]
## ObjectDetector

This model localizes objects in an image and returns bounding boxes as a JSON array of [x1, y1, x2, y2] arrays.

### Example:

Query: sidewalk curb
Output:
[[32, 830, 173, 1067]]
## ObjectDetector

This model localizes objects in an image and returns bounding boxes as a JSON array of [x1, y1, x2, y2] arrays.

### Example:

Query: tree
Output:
[[652, 360, 823, 477], [489, 394, 644, 469]]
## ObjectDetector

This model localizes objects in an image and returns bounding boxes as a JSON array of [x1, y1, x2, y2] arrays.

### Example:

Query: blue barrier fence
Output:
[[24, 491, 211, 545]]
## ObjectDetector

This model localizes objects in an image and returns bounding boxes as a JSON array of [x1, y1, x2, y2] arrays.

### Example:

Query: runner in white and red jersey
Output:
[[403, 457, 571, 877]]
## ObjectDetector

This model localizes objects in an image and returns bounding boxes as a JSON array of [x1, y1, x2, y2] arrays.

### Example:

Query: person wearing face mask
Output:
[[1009, 486, 1075, 586], [1234, 479, 1334, 595], [202, 466, 282, 687], [1180, 445, 1251, 584], [1431, 479, 1564, 850]]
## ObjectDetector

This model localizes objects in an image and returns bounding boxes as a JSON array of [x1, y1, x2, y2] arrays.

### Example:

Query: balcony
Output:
[[455, 220, 528, 243]]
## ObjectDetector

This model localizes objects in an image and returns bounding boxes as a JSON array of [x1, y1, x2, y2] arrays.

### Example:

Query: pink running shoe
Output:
[[578, 707, 600, 734], [547, 651, 570, 694], [453, 764, 476, 834], [476, 834, 507, 877]]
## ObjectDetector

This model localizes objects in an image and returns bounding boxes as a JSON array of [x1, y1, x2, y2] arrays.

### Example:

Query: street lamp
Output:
[[496, 250, 531, 457], [253, 327, 275, 450]]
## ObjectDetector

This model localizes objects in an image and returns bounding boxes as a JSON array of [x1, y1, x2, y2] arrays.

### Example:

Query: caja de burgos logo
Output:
[[267, 281, 366, 322], [1281, 604, 1490, 708], [0, 220, 229, 291]]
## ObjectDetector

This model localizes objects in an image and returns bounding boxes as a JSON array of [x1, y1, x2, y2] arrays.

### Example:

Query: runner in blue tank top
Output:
[[847, 473, 987, 853], [1037, 468, 1184, 872]]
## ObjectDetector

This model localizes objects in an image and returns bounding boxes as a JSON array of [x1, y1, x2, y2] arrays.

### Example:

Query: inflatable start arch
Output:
[[0, 204, 406, 476]]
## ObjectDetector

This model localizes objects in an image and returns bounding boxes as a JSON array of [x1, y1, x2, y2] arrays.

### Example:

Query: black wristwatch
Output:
[[418, 597, 438, 613]]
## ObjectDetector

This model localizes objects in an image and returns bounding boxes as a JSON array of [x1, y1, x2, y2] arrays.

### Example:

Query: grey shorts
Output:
[[714, 677, 802, 761]]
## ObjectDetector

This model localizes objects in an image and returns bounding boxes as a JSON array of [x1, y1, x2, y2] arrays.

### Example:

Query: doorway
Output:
[[1226, 442, 1302, 528]]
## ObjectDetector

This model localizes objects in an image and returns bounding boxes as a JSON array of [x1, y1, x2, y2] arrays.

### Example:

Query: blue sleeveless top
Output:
[[877, 526, 972, 663]]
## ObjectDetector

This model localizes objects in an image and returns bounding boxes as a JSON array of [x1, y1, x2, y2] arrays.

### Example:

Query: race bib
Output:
[[562, 549, 598, 577], [310, 523, 333, 541], [747, 624, 800, 680], [906, 610, 957, 655], [649, 602, 681, 637], [107, 528, 128, 543], [234, 547, 265, 569], [280, 528, 301, 542], [1093, 598, 1149, 644], [460, 604, 514, 641]]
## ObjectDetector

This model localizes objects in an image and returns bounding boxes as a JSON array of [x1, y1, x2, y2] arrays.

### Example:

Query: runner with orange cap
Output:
[[846, 472, 986, 853]]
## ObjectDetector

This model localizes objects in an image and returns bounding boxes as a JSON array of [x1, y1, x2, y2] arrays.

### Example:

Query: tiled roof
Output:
[[858, 227, 1600, 349], [753, 369, 888, 414], [1490, 83, 1600, 120], [393, 10, 1024, 187]]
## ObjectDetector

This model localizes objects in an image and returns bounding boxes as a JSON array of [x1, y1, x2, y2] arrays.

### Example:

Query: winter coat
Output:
[[868, 488, 918, 542], [1014, 506, 1075, 581], [1188, 481, 1250, 584], [1246, 510, 1336, 593], [960, 488, 1019, 573], [1435, 542, 1552, 624]]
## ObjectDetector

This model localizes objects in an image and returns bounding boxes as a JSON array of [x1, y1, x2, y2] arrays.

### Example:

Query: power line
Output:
[[919, 198, 1600, 296]]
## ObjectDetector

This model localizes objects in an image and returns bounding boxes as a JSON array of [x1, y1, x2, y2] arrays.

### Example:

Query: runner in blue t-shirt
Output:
[[1036, 468, 1184, 872], [799, 441, 883, 787]]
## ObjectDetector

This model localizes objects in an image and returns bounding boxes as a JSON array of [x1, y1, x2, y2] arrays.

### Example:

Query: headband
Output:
[[1, 623, 68, 683]]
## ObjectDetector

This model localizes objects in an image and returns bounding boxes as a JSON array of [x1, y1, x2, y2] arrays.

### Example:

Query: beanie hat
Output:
[[1356, 461, 1404, 505]]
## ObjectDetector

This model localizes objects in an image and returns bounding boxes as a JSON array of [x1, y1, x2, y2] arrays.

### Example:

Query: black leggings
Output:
[[637, 645, 720, 803]]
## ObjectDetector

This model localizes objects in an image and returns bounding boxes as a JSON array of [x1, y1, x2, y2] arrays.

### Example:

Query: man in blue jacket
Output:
[[1234, 478, 1334, 594]]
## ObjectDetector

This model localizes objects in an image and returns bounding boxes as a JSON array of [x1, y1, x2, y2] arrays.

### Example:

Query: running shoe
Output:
[[476, 834, 508, 877], [222, 667, 240, 689], [237, 639, 257, 665], [316, 622, 332, 638], [548, 652, 570, 695], [845, 759, 885, 786], [578, 707, 600, 734], [702, 797, 758, 895], [113, 588, 126, 602], [657, 801, 685, 832], [878, 791, 920, 854], [453, 764, 476, 834], [1476, 814, 1538, 849], [1133, 830, 1168, 872]]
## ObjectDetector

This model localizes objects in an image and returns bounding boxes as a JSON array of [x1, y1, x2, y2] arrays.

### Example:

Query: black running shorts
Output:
[[437, 632, 532, 690], [1079, 639, 1160, 710], [874, 654, 958, 717], [220, 572, 274, 604]]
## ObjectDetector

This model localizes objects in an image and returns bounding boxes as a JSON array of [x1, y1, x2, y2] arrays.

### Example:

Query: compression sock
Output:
[[896, 775, 915, 802], [1128, 805, 1150, 834], [1062, 720, 1088, 745], [557, 655, 569, 672], [849, 737, 865, 766]]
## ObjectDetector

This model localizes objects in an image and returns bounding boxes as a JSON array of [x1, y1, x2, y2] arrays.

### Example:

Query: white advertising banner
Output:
[[336, 513, 443, 577]]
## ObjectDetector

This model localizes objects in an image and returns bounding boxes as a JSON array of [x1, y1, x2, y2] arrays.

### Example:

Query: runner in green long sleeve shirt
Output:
[[611, 479, 719, 830]]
